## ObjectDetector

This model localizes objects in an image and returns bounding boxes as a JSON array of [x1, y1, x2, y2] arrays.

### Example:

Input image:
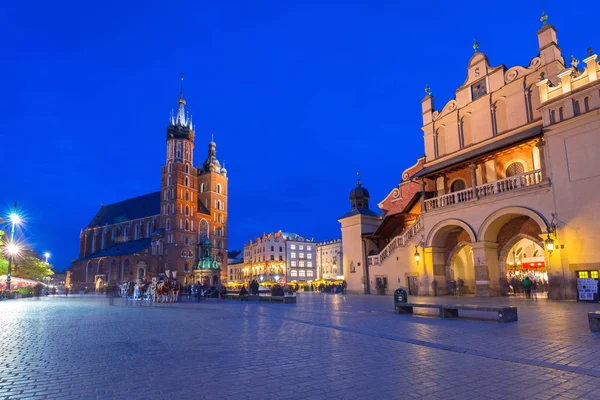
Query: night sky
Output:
[[1, 1, 593, 271]]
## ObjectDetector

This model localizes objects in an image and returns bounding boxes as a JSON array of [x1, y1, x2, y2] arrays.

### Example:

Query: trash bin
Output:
[[394, 288, 408, 312]]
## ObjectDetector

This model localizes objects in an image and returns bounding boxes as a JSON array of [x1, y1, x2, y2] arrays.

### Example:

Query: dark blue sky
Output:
[[1, 1, 593, 271]]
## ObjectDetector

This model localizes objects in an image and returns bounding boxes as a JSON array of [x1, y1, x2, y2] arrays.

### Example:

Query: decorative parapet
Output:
[[537, 49, 599, 105]]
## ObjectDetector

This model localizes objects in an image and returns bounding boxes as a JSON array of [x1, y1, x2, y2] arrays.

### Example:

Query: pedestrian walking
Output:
[[457, 278, 464, 296], [531, 278, 538, 301], [522, 276, 532, 301]]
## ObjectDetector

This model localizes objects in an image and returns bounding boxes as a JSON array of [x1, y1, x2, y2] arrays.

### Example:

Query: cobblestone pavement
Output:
[[0, 294, 599, 400]]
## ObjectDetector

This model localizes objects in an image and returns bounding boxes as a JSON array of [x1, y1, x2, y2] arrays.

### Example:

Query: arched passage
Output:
[[477, 207, 548, 296], [427, 219, 477, 295]]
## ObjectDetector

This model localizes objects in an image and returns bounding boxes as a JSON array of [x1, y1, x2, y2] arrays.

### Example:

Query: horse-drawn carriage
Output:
[[119, 271, 181, 303]]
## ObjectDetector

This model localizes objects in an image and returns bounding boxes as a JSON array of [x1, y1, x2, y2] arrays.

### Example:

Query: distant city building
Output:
[[285, 234, 317, 282], [49, 273, 67, 288], [227, 250, 244, 283], [316, 239, 343, 279], [68, 84, 228, 290], [241, 231, 316, 284]]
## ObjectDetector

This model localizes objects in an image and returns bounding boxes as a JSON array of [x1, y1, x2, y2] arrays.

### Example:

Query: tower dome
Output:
[[350, 172, 370, 209]]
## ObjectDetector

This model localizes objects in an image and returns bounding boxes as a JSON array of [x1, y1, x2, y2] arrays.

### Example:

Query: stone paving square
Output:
[[1, 294, 599, 399]]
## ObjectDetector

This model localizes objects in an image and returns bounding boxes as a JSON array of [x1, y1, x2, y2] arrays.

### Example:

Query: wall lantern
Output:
[[414, 246, 421, 263]]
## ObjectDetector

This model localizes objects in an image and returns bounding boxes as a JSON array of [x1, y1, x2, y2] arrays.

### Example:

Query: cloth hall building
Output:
[[340, 16, 600, 300], [68, 87, 229, 290]]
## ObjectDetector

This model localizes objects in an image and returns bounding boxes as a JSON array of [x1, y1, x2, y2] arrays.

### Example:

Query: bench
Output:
[[258, 296, 297, 304], [441, 304, 518, 323], [395, 303, 444, 317], [588, 311, 600, 332]]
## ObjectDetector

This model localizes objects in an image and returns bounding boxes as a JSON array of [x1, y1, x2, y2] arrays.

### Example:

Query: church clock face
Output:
[[471, 79, 487, 101]]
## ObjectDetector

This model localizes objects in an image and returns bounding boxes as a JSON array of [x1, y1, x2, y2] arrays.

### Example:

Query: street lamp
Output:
[[44, 252, 51, 264]]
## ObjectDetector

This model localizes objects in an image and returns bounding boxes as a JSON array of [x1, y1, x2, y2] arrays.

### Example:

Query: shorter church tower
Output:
[[197, 136, 229, 283], [339, 173, 381, 294]]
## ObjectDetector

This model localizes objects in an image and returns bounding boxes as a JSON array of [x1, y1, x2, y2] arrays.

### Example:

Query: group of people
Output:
[[317, 281, 347, 294], [507, 275, 547, 300], [184, 282, 227, 300]]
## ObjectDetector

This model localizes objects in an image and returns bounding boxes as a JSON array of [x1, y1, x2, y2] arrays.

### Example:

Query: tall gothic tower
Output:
[[197, 136, 229, 283], [160, 78, 200, 278]]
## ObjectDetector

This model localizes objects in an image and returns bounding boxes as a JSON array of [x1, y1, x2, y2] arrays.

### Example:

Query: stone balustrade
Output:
[[425, 169, 543, 211]]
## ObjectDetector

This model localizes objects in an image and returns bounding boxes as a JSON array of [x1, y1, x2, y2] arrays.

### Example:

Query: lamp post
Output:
[[5, 205, 22, 292], [44, 252, 51, 264]]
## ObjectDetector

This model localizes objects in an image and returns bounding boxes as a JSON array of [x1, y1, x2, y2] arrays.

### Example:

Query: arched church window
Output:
[[185, 190, 189, 201], [199, 220, 209, 241], [200, 183, 205, 192], [558, 107, 564, 122], [167, 175, 172, 186], [217, 183, 222, 194], [185, 176, 189, 187], [185, 205, 190, 216], [450, 179, 466, 193], [176, 142, 182, 159], [185, 220, 190, 231], [168, 163, 172, 173], [550, 110, 556, 124], [166, 219, 170, 231], [505, 162, 525, 177], [185, 164, 190, 174]]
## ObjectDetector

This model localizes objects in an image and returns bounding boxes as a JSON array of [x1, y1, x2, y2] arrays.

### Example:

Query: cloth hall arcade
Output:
[[340, 15, 600, 300]]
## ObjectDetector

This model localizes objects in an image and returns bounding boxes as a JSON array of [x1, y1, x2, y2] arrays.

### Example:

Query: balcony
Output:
[[424, 169, 544, 212]]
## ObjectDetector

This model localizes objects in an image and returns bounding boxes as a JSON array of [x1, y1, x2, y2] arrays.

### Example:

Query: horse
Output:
[[168, 279, 180, 303], [155, 279, 171, 303]]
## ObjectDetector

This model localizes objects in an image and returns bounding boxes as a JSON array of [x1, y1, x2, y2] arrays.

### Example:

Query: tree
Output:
[[13, 254, 54, 282], [0, 230, 7, 276]]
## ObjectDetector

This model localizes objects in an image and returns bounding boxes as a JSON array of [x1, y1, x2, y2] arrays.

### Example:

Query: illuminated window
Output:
[[578, 271, 589, 279], [291, 270, 298, 277], [299, 253, 305, 259], [307, 270, 313, 277], [299, 270, 306, 277], [299, 261, 305, 267], [291, 261, 297, 267], [290, 244, 296, 250], [306, 245, 311, 251], [291, 252, 296, 259], [299, 245, 304, 250], [591, 271, 599, 279], [307, 261, 313, 268], [307, 253, 312, 259]]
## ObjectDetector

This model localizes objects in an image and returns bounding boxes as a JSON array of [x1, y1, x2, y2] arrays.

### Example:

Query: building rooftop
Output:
[[86, 192, 161, 228], [75, 238, 152, 261]]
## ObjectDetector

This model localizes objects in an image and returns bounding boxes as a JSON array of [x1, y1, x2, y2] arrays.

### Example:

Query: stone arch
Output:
[[445, 241, 476, 294], [478, 206, 548, 243], [426, 219, 477, 247], [498, 233, 543, 272]]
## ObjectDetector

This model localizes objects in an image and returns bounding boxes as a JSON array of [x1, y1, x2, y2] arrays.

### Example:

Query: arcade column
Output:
[[471, 242, 500, 297]]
